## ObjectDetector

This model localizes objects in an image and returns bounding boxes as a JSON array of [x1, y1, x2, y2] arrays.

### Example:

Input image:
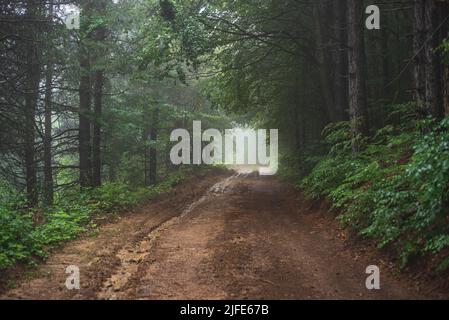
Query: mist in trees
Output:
[[1, 0, 230, 207], [1, 0, 449, 272]]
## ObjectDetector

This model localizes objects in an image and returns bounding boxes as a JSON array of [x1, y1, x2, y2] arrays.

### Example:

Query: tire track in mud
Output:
[[0, 171, 231, 300], [97, 174, 239, 300], [109, 174, 446, 300], [3, 171, 447, 300]]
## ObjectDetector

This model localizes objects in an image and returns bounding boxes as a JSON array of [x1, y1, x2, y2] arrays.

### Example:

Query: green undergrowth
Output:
[[0, 168, 193, 270], [300, 104, 449, 270]]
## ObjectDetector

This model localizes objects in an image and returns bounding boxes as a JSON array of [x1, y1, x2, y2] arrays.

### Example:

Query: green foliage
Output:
[[0, 170, 189, 270], [278, 147, 325, 182], [301, 109, 449, 270], [301, 156, 362, 201], [0, 207, 39, 269], [0, 182, 27, 209], [0, 182, 41, 268], [33, 207, 91, 247], [360, 118, 449, 266], [90, 170, 186, 213], [92, 183, 141, 212]]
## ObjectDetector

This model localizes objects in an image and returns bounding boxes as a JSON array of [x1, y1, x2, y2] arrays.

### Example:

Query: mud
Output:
[[1, 172, 447, 300]]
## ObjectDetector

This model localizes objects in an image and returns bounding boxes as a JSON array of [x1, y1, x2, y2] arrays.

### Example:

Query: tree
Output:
[[43, 2, 55, 206], [79, 0, 93, 188], [92, 0, 108, 187], [333, 0, 349, 121], [423, 0, 441, 118], [347, 0, 369, 150], [23, 0, 41, 206], [413, 0, 446, 119]]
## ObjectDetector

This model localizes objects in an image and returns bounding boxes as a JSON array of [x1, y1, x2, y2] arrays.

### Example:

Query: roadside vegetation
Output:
[[297, 106, 449, 270], [0, 168, 193, 269]]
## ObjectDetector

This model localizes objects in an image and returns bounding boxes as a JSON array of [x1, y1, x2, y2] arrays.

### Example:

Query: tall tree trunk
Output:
[[79, 49, 92, 187], [413, 0, 427, 111], [92, 69, 103, 187], [43, 69, 54, 206], [43, 1, 54, 207], [79, 1, 93, 188], [347, 0, 369, 151], [333, 0, 349, 121], [414, 0, 446, 119], [443, 58, 449, 117], [439, 1, 449, 117], [92, 0, 107, 187], [423, 0, 443, 118], [436, 1, 449, 117], [24, 0, 40, 206], [313, 1, 335, 123], [381, 29, 391, 99]]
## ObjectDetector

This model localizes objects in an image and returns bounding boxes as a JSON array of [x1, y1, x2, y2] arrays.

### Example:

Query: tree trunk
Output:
[[381, 29, 391, 99], [43, 1, 54, 207], [79, 47, 92, 188], [333, 0, 349, 121], [79, 2, 93, 188], [43, 60, 54, 206], [313, 1, 335, 123], [436, 0, 449, 117], [413, 0, 427, 110], [347, 0, 369, 151], [92, 1, 107, 188], [423, 0, 443, 118], [444, 65, 449, 116], [414, 0, 446, 119], [92, 70, 103, 187], [24, 0, 41, 206]]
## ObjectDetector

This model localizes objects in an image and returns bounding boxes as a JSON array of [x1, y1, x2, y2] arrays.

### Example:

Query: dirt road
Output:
[[1, 171, 445, 300]]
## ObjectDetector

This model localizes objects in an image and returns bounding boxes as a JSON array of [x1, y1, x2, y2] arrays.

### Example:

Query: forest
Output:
[[1, 0, 449, 300]]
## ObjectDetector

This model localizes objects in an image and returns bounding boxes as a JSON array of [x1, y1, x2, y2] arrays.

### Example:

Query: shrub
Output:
[[0, 207, 40, 269], [0, 170, 189, 270], [33, 206, 92, 246], [364, 117, 449, 266], [301, 110, 449, 270]]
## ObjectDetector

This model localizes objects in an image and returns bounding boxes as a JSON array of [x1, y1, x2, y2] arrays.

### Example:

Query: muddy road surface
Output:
[[1, 171, 445, 300]]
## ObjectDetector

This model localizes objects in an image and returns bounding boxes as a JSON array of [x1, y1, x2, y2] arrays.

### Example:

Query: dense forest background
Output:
[[1, 0, 449, 274]]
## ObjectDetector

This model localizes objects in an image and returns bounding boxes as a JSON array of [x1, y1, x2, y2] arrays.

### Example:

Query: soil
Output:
[[1, 171, 447, 300]]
